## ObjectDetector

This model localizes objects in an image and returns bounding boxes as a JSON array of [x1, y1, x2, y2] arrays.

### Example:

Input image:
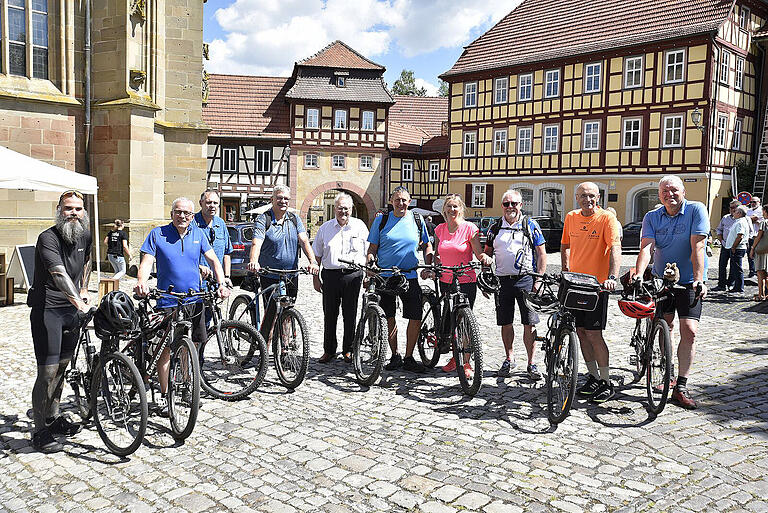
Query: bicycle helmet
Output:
[[94, 291, 137, 338], [523, 287, 559, 314], [618, 297, 656, 319], [476, 269, 500, 294], [241, 273, 260, 292], [385, 273, 409, 295]]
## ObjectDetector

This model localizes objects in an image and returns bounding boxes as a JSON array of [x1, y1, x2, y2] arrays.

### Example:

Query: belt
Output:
[[324, 267, 360, 275], [499, 274, 526, 281]]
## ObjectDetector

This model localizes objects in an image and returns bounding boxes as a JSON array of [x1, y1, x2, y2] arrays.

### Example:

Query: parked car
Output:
[[531, 216, 563, 252], [466, 216, 500, 245], [621, 221, 643, 252], [227, 223, 256, 279]]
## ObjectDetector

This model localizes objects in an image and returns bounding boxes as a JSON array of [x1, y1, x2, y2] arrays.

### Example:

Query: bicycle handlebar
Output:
[[338, 258, 412, 275]]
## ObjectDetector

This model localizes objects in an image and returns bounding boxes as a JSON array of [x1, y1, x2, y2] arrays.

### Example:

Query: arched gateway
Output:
[[300, 181, 377, 227]]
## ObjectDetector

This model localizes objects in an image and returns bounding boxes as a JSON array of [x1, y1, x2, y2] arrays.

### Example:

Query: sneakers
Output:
[[156, 396, 169, 417], [402, 356, 425, 373], [671, 386, 698, 410], [384, 353, 403, 371], [576, 374, 600, 397], [442, 357, 457, 373], [463, 362, 473, 380], [497, 359, 516, 377], [590, 379, 615, 403], [710, 286, 726, 292], [46, 415, 82, 436], [527, 363, 541, 381], [32, 428, 63, 453]]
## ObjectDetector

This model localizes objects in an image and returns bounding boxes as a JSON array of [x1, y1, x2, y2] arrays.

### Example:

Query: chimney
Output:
[[441, 120, 448, 136]]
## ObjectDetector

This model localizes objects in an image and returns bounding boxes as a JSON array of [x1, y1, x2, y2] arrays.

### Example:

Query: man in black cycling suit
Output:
[[27, 190, 93, 452]]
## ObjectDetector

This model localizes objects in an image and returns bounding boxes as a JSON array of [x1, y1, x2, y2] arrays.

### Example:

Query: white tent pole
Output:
[[93, 189, 101, 286]]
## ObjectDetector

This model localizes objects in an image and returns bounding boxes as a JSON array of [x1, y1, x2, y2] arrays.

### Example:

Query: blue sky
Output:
[[202, 0, 522, 94]]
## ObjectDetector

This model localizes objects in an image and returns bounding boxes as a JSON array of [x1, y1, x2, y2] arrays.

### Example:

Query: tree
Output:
[[438, 80, 449, 97], [392, 70, 427, 96]]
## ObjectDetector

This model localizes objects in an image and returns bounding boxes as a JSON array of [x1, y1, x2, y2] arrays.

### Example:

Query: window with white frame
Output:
[[733, 118, 742, 151], [520, 188, 534, 212], [665, 49, 685, 83], [2, 0, 49, 78], [624, 56, 643, 88], [517, 126, 532, 154], [716, 114, 728, 148], [584, 62, 602, 93], [464, 82, 477, 107], [255, 149, 271, 174], [494, 77, 508, 104], [720, 51, 730, 84], [360, 155, 373, 170], [472, 184, 486, 208], [304, 153, 318, 168], [402, 161, 413, 181], [543, 125, 559, 153], [429, 161, 439, 182], [306, 108, 319, 129], [463, 131, 477, 156], [362, 110, 374, 131], [582, 121, 600, 150], [222, 147, 237, 172], [740, 6, 751, 29], [622, 118, 641, 149], [334, 110, 347, 130], [663, 115, 684, 147], [332, 154, 346, 169], [493, 129, 507, 155], [518, 73, 533, 101], [545, 69, 560, 98], [735, 57, 744, 90]]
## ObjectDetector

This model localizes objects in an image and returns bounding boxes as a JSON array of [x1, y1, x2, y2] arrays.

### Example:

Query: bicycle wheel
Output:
[[200, 320, 268, 400], [546, 328, 579, 424], [630, 318, 651, 383], [454, 307, 483, 396], [168, 335, 201, 441], [272, 308, 310, 389], [353, 304, 387, 386], [417, 294, 441, 368], [229, 294, 258, 326], [69, 331, 95, 420], [646, 318, 673, 415], [91, 352, 148, 456]]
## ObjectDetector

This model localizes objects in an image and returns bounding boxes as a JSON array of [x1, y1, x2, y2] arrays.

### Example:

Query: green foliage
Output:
[[392, 70, 427, 96], [735, 158, 755, 194], [438, 80, 449, 97]]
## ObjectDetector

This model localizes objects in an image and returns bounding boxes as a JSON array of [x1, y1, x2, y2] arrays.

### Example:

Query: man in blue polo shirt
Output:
[[135, 197, 230, 412], [634, 175, 709, 410], [194, 190, 233, 286]]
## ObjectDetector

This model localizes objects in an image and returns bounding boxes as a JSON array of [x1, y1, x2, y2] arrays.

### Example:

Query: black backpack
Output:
[[257, 210, 301, 260], [378, 210, 427, 250]]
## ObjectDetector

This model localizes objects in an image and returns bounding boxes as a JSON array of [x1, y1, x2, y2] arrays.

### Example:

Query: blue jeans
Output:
[[107, 254, 126, 279], [728, 248, 746, 292], [717, 246, 730, 288]]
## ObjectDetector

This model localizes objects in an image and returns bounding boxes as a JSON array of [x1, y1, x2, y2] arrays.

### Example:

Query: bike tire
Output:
[[70, 330, 95, 420], [547, 328, 579, 424], [631, 318, 651, 383], [168, 335, 201, 441], [91, 352, 148, 456], [200, 320, 268, 400], [646, 318, 673, 415], [453, 307, 483, 396], [272, 308, 310, 389], [417, 293, 441, 368], [353, 304, 387, 386], [229, 294, 258, 326]]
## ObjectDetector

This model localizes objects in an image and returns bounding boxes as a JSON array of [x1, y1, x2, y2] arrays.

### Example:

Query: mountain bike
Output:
[[417, 262, 484, 396], [198, 279, 267, 400], [65, 308, 99, 421], [228, 268, 311, 389]]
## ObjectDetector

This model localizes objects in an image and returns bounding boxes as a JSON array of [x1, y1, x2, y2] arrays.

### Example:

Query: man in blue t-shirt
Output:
[[246, 185, 319, 340], [367, 186, 433, 373], [135, 197, 230, 412], [634, 175, 709, 411], [194, 190, 233, 286]]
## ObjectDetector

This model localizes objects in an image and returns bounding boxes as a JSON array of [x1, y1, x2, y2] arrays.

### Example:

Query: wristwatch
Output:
[[608, 275, 616, 280]]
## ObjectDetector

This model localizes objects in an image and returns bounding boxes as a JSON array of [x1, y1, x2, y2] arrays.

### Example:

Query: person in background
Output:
[[605, 207, 623, 244], [725, 205, 751, 294], [746, 196, 763, 278], [749, 204, 768, 300], [712, 200, 740, 292], [194, 190, 233, 288], [104, 219, 130, 280]]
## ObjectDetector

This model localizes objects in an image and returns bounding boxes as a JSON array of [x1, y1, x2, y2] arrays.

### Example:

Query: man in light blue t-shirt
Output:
[[724, 205, 750, 293], [634, 176, 709, 411], [367, 186, 432, 373]]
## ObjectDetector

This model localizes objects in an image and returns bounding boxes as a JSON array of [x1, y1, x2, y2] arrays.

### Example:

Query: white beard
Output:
[[56, 210, 90, 245]]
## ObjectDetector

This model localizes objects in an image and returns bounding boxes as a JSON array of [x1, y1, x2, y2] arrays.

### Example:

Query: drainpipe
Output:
[[84, 0, 100, 280], [708, 35, 720, 214]]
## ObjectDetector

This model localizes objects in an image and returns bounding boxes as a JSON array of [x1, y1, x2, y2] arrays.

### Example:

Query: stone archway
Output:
[[300, 181, 377, 226]]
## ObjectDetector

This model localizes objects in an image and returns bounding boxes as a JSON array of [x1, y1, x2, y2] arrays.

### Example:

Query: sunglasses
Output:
[[59, 190, 84, 202], [502, 201, 521, 207], [173, 209, 194, 217]]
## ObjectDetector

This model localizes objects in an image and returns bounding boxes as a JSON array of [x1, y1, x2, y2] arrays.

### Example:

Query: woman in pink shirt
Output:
[[432, 194, 492, 375]]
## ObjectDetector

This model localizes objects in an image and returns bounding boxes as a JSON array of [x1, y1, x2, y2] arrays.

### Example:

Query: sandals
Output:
[[753, 294, 766, 301]]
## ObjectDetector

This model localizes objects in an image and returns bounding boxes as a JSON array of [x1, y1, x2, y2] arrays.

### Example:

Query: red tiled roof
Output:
[[388, 122, 448, 156], [203, 74, 291, 138], [442, 0, 735, 78], [297, 40, 385, 70], [389, 96, 449, 137]]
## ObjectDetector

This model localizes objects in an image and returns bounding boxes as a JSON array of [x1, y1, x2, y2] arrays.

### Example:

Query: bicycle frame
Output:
[[233, 269, 301, 331]]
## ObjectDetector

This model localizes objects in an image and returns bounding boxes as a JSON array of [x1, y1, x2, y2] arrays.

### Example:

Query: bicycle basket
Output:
[[558, 272, 601, 312], [241, 273, 260, 292]]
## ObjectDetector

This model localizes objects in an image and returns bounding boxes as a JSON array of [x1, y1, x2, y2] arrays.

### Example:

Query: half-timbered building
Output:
[[440, 0, 768, 225]]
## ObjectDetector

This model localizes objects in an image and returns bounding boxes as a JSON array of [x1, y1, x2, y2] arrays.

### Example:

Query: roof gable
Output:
[[442, 0, 735, 78], [297, 40, 385, 70]]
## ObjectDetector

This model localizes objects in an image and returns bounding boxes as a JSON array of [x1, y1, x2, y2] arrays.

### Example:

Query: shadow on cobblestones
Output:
[[729, 338, 768, 354]]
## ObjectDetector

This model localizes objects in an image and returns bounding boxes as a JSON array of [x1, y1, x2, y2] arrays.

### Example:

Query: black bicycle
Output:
[[229, 268, 311, 389], [418, 262, 484, 396], [198, 279, 268, 400], [65, 308, 99, 421]]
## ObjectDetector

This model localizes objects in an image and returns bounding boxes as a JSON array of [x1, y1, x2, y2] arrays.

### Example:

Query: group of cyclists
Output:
[[27, 174, 707, 452]]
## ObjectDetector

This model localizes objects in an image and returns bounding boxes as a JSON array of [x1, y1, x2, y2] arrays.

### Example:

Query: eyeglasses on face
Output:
[[275, 196, 290, 202], [502, 201, 521, 207], [173, 209, 194, 217]]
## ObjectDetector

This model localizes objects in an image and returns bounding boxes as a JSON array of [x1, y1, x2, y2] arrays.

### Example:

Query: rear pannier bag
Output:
[[559, 272, 601, 311]]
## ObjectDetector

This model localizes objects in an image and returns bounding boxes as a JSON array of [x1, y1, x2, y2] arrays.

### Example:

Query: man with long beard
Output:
[[27, 190, 93, 452]]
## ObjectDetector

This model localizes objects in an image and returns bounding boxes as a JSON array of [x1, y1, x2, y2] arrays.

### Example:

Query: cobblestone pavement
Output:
[[0, 253, 767, 512]]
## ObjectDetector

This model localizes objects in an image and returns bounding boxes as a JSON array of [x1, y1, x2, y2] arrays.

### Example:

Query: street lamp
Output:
[[691, 107, 704, 132]]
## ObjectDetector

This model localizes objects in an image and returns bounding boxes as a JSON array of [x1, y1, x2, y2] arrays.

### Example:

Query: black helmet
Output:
[[385, 273, 409, 295], [523, 288, 559, 314], [241, 273, 260, 292], [94, 291, 136, 339], [476, 269, 500, 294]]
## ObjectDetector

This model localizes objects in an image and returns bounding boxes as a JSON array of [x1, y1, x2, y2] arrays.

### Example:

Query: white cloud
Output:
[[415, 78, 439, 96], [207, 0, 520, 75]]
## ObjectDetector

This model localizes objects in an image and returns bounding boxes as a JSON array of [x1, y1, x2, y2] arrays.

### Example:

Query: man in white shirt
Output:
[[746, 196, 763, 278], [712, 200, 740, 291], [725, 205, 751, 293], [312, 193, 369, 363]]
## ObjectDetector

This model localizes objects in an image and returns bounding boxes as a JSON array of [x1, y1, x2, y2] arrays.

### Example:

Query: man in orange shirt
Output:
[[561, 182, 621, 403]]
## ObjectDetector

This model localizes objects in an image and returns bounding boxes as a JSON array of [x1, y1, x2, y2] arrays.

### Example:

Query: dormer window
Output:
[[337, 76, 345, 87], [334, 70, 349, 88]]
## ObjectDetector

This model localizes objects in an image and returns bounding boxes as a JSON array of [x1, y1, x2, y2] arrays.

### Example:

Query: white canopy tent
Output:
[[0, 145, 101, 286], [244, 203, 298, 215]]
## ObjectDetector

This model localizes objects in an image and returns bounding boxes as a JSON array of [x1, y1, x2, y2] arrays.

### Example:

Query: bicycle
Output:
[[65, 308, 99, 421], [124, 288, 202, 441], [198, 279, 268, 400], [228, 268, 311, 389], [417, 262, 484, 396]]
